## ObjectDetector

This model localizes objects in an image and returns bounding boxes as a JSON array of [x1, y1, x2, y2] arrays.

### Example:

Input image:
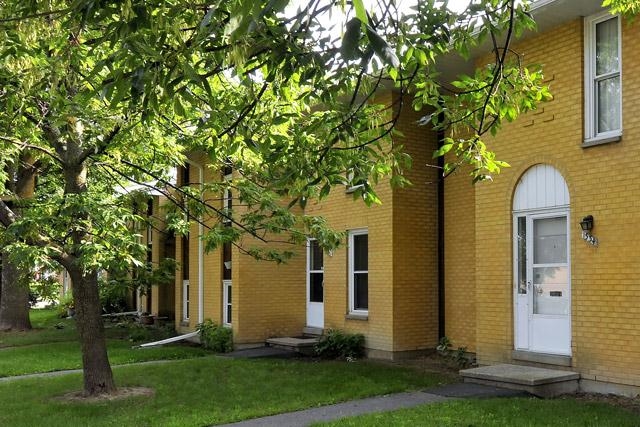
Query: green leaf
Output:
[[341, 18, 362, 61], [353, 0, 369, 25], [366, 26, 399, 68]]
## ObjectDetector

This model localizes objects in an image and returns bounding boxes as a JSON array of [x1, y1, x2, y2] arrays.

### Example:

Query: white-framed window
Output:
[[307, 238, 324, 303], [584, 12, 621, 144], [348, 229, 368, 314], [222, 166, 233, 223], [223, 279, 232, 326], [182, 234, 190, 321]]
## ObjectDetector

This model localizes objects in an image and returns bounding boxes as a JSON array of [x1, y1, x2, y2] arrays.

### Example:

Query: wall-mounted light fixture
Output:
[[580, 215, 598, 246]]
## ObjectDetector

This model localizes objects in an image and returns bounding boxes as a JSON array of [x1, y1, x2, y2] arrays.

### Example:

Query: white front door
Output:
[[306, 239, 324, 328], [514, 212, 571, 355]]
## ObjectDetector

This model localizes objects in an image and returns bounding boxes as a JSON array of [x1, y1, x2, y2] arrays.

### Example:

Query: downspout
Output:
[[437, 124, 446, 340], [186, 159, 205, 325]]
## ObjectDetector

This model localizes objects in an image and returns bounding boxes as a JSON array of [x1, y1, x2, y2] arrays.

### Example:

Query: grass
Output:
[[0, 309, 211, 376], [314, 397, 640, 427], [0, 339, 211, 377], [0, 357, 449, 427], [2, 309, 637, 426]]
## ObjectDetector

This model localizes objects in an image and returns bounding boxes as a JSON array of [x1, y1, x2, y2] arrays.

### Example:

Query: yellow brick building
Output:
[[147, 0, 640, 397], [162, 91, 440, 358], [443, 0, 640, 396]]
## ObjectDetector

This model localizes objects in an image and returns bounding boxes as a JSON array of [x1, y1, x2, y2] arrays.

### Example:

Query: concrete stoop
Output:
[[460, 364, 579, 398], [266, 336, 319, 356]]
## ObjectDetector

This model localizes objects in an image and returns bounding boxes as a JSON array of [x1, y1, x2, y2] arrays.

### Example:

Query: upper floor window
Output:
[[584, 13, 621, 145], [348, 229, 368, 314]]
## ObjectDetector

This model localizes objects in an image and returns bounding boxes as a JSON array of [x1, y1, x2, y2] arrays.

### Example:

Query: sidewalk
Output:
[[218, 383, 529, 427]]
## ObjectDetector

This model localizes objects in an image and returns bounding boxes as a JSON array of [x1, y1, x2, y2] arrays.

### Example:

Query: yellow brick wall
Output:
[[443, 164, 477, 352], [150, 196, 175, 318], [233, 239, 306, 344], [392, 95, 440, 351], [445, 15, 640, 388], [304, 93, 395, 352], [201, 158, 224, 326], [305, 169, 395, 352]]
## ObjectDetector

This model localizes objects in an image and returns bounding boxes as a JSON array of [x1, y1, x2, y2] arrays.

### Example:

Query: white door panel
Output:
[[514, 212, 571, 355]]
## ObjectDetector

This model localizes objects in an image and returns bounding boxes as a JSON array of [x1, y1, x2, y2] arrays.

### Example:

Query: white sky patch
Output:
[[285, 0, 472, 38]]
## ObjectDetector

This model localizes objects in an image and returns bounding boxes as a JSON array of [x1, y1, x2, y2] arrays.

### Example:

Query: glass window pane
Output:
[[533, 266, 568, 285], [354, 273, 368, 310], [226, 304, 232, 324], [597, 76, 621, 133], [310, 272, 323, 302], [353, 234, 368, 271], [517, 217, 527, 294], [533, 217, 567, 264], [223, 242, 232, 280], [310, 240, 323, 270], [596, 17, 619, 76]]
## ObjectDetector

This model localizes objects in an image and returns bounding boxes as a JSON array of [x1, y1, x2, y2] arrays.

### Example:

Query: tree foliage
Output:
[[0, 0, 561, 394]]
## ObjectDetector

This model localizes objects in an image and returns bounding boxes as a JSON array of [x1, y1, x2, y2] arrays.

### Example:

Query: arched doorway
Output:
[[513, 164, 571, 355]]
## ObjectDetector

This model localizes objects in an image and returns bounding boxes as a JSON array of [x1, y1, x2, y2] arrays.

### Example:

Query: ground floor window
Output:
[[223, 279, 232, 325]]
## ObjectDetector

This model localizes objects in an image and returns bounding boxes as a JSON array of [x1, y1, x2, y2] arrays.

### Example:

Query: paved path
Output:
[[218, 383, 530, 427], [218, 391, 450, 427], [0, 359, 180, 383]]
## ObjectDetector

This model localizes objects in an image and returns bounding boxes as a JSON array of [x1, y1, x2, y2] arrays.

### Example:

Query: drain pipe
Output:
[[186, 159, 205, 325], [437, 124, 446, 340]]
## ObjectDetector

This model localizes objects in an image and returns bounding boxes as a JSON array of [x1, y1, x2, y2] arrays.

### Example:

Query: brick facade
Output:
[[444, 11, 640, 392]]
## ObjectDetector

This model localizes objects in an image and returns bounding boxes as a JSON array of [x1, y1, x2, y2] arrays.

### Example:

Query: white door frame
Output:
[[513, 208, 571, 355], [306, 239, 324, 328]]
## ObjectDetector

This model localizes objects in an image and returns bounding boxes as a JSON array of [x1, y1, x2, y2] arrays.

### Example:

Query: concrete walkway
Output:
[[0, 359, 180, 383], [218, 383, 530, 427], [218, 391, 450, 427]]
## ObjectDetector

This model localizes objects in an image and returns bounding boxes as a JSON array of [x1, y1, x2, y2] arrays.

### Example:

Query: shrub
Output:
[[197, 319, 233, 353], [56, 293, 75, 318], [314, 329, 365, 359], [436, 336, 473, 368]]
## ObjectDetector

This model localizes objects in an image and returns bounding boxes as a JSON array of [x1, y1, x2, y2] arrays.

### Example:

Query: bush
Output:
[[436, 336, 473, 368], [314, 329, 365, 359], [99, 279, 130, 314], [197, 319, 233, 353], [56, 293, 74, 318]]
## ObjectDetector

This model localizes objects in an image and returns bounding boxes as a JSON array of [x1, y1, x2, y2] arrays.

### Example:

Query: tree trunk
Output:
[[0, 153, 37, 331], [0, 252, 31, 331], [69, 267, 116, 395], [61, 154, 116, 396]]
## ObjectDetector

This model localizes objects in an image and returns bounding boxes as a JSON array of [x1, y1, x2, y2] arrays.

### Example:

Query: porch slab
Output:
[[460, 364, 579, 398], [302, 326, 324, 336], [266, 336, 319, 356]]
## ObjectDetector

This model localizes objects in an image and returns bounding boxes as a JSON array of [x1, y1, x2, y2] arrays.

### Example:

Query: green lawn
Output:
[[315, 397, 640, 427], [0, 309, 210, 376], [0, 339, 211, 377], [1, 309, 637, 427], [0, 357, 449, 427]]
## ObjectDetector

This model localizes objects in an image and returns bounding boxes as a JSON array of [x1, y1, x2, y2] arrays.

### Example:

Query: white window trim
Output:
[[223, 279, 232, 326], [182, 279, 190, 321], [348, 228, 368, 315], [584, 11, 622, 145], [307, 238, 324, 303], [222, 170, 233, 223]]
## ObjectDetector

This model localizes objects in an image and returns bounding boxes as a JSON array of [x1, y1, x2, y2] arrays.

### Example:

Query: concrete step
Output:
[[460, 363, 579, 398], [302, 326, 324, 337], [266, 336, 319, 356]]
